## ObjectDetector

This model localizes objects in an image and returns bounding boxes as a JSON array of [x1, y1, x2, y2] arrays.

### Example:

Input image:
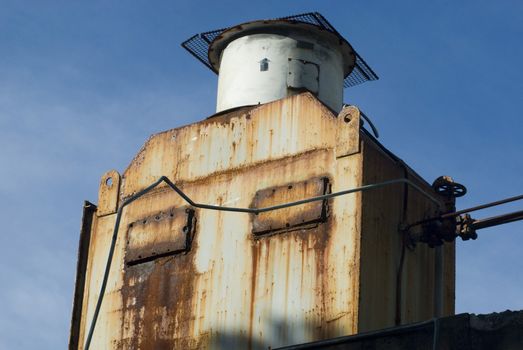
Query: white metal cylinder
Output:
[[210, 23, 355, 113]]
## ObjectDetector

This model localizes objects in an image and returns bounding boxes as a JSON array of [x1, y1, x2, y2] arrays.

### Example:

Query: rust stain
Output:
[[249, 213, 334, 346], [97, 170, 121, 217], [73, 92, 453, 349], [121, 92, 337, 196], [120, 241, 200, 349]]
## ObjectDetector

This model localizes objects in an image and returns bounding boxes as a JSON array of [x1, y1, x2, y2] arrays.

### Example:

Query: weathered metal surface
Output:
[[122, 93, 351, 196], [97, 170, 121, 216], [124, 150, 351, 349], [287, 58, 320, 96], [69, 201, 96, 350], [335, 105, 361, 158], [251, 177, 330, 235], [277, 311, 523, 350], [78, 212, 123, 349], [73, 92, 453, 349], [357, 134, 454, 332], [125, 206, 195, 265]]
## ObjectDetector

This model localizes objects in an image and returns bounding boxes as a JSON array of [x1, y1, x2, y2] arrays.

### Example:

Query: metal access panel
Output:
[[125, 206, 195, 265], [287, 58, 319, 94], [251, 177, 330, 235]]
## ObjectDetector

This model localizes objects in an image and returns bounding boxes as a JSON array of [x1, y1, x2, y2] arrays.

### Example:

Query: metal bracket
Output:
[[97, 170, 121, 216], [336, 105, 361, 158]]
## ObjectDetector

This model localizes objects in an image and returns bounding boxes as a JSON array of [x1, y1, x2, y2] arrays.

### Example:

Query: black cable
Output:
[[395, 162, 410, 326], [360, 110, 380, 139], [432, 317, 440, 350], [341, 104, 380, 139]]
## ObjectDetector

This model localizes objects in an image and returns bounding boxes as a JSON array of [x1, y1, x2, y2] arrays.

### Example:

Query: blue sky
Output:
[[0, 1, 522, 349]]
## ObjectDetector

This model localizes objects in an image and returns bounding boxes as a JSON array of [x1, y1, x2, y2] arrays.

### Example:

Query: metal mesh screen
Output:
[[181, 12, 378, 88]]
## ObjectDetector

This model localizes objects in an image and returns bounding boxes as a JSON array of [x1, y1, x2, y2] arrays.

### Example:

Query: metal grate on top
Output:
[[181, 12, 378, 88]]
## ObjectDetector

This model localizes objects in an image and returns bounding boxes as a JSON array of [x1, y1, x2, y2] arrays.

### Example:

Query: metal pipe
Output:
[[434, 246, 443, 319], [472, 210, 523, 230], [83, 175, 441, 350], [442, 194, 523, 219], [406, 193, 523, 230]]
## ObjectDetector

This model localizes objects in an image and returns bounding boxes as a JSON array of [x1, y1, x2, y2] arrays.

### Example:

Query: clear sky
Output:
[[0, 1, 522, 349]]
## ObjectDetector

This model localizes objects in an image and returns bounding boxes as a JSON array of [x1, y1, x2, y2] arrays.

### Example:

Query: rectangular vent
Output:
[[125, 207, 195, 265], [251, 177, 330, 236]]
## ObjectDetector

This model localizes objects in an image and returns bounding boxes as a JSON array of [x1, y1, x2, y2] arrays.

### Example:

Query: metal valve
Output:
[[432, 175, 467, 198], [456, 214, 478, 241]]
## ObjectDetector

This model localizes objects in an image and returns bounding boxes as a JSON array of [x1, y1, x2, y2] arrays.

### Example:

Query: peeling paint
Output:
[[71, 93, 454, 350]]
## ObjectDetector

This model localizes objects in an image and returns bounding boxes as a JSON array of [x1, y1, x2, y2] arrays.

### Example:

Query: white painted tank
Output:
[[209, 20, 356, 113]]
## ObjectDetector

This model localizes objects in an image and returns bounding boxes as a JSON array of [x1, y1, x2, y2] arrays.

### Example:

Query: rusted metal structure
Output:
[[70, 12, 457, 350], [69, 93, 455, 349]]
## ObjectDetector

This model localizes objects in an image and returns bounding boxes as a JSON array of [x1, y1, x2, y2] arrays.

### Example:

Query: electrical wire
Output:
[[395, 162, 410, 326], [360, 110, 380, 139]]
